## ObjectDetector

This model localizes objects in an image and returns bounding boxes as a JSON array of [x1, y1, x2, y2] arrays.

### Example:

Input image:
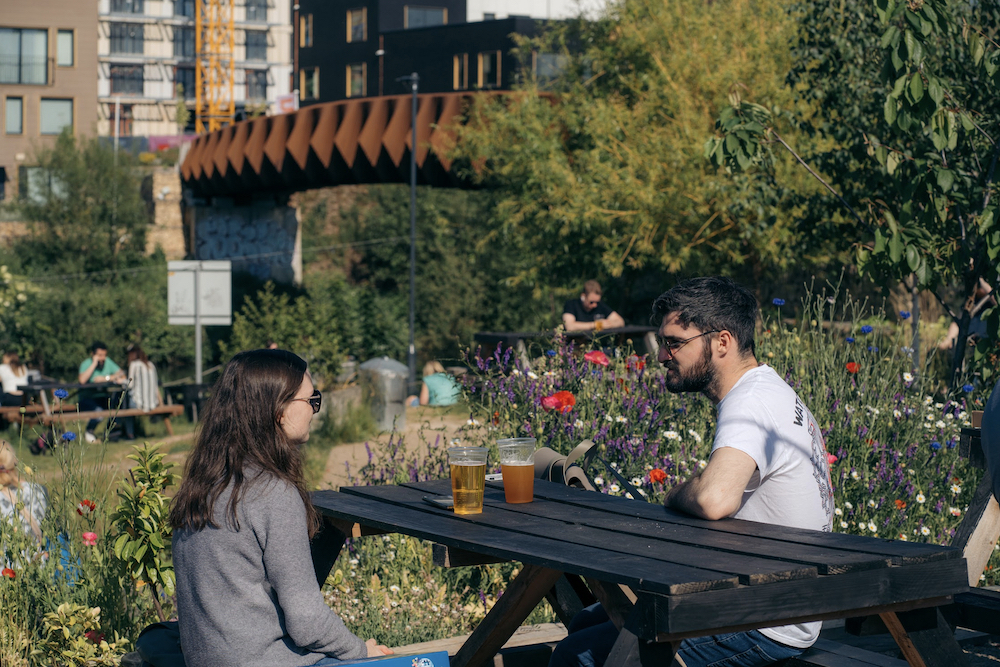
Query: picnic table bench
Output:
[[310, 479, 969, 667]]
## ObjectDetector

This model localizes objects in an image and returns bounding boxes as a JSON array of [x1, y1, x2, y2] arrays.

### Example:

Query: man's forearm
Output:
[[664, 476, 731, 521]]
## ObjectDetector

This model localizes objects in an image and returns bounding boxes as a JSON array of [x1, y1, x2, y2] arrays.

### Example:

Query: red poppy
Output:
[[827, 453, 838, 465], [76, 499, 96, 516], [2, 568, 14, 579], [626, 355, 646, 372], [583, 350, 610, 367], [649, 469, 667, 484], [845, 362, 860, 374], [895, 499, 907, 510], [541, 390, 576, 413], [492, 411, 500, 426], [85, 630, 105, 645]]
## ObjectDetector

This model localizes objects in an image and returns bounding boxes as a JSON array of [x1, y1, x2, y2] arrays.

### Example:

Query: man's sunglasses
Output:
[[291, 389, 323, 414]]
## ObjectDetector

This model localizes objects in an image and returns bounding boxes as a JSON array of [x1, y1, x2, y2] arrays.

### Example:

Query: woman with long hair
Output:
[[170, 349, 391, 667]]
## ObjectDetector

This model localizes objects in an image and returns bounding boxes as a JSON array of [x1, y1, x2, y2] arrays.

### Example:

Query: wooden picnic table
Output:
[[311, 479, 970, 667], [22, 380, 125, 417]]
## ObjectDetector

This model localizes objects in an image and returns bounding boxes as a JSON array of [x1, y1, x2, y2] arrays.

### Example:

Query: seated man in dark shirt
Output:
[[562, 280, 625, 332]]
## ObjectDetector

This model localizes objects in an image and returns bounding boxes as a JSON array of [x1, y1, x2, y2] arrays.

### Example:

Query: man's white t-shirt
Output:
[[713, 364, 835, 649]]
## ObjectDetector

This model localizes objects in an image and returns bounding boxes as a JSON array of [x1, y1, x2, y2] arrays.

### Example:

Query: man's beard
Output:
[[664, 341, 716, 395]]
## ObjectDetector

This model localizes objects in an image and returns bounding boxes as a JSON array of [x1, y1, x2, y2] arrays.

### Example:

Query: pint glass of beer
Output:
[[448, 446, 488, 515], [498, 438, 536, 504]]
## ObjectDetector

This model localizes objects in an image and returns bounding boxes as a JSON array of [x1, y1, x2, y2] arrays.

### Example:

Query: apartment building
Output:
[[0, 0, 98, 201], [96, 0, 293, 137]]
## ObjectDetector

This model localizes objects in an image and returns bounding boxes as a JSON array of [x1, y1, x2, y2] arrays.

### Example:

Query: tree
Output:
[[705, 0, 1000, 385], [452, 0, 843, 304]]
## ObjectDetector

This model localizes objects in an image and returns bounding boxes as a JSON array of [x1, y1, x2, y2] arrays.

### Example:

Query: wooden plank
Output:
[[952, 590, 1000, 634], [313, 490, 740, 595], [393, 623, 568, 657], [545, 575, 586, 627], [433, 544, 508, 567], [878, 612, 929, 667], [520, 481, 960, 565], [950, 474, 1000, 586], [310, 515, 352, 586], [882, 608, 969, 667], [585, 578, 636, 630], [805, 638, 909, 667], [451, 564, 564, 667], [635, 556, 968, 639], [371, 483, 816, 586], [409, 479, 889, 576], [605, 606, 678, 667]]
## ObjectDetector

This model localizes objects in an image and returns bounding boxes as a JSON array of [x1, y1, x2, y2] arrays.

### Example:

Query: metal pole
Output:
[[408, 72, 418, 389], [113, 98, 120, 165], [195, 263, 203, 386]]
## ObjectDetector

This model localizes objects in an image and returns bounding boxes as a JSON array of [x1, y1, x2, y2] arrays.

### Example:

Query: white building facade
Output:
[[465, 0, 604, 21], [97, 0, 292, 137]]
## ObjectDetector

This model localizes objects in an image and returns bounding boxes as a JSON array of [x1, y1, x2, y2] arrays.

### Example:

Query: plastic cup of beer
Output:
[[498, 438, 536, 504], [448, 446, 488, 515]]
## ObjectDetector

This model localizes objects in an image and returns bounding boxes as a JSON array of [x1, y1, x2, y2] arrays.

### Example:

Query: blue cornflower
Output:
[[860, 325, 874, 334], [900, 311, 911, 320], [62, 432, 76, 442], [846, 337, 855, 343], [963, 384, 975, 393], [930, 441, 942, 451], [868, 346, 879, 352], [54, 388, 69, 399], [546, 349, 557, 357], [772, 298, 786, 307]]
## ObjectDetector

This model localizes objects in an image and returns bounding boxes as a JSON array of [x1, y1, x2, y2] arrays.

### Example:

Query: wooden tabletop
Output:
[[312, 479, 967, 642]]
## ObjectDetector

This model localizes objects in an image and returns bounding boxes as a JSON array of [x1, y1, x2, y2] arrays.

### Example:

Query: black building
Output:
[[295, 1, 543, 104]]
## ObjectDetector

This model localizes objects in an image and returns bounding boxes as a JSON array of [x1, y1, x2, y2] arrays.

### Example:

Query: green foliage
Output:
[[219, 281, 346, 386], [175, 85, 190, 132], [452, 0, 841, 304], [110, 443, 177, 608], [31, 604, 129, 667]]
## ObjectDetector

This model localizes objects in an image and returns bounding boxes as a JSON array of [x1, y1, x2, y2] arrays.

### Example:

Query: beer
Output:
[[502, 462, 534, 503], [450, 462, 487, 515]]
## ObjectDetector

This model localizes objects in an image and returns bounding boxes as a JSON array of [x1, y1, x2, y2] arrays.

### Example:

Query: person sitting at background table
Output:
[[0, 352, 30, 406], [78, 341, 127, 443], [168, 349, 392, 667], [122, 343, 161, 441], [562, 280, 625, 333], [407, 361, 461, 407]]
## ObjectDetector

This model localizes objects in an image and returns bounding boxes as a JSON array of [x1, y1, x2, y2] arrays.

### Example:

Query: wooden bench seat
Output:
[[39, 404, 185, 435], [949, 589, 1000, 635], [783, 638, 908, 667], [0, 404, 47, 419]]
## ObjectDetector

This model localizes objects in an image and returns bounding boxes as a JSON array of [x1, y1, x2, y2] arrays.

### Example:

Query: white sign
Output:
[[274, 93, 299, 115], [168, 260, 233, 326]]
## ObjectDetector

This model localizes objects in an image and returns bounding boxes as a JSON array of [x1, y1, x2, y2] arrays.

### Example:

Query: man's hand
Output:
[[366, 638, 393, 657], [663, 447, 757, 520]]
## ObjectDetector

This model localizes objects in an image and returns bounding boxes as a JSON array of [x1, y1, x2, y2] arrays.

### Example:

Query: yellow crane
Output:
[[195, 0, 235, 133]]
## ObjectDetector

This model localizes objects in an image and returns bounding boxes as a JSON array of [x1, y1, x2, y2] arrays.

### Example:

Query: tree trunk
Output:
[[951, 309, 972, 391], [911, 274, 920, 371]]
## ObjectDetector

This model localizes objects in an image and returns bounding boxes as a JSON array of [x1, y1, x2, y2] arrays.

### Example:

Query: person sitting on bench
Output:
[[169, 349, 393, 667], [78, 341, 127, 443], [562, 280, 625, 333]]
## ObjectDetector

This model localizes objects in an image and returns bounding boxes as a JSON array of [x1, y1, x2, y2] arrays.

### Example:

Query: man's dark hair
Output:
[[582, 280, 602, 296], [91, 341, 108, 353], [651, 277, 758, 356]]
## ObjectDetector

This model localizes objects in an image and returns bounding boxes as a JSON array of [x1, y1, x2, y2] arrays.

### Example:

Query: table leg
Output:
[[585, 578, 636, 631], [605, 607, 679, 667], [951, 473, 1000, 586], [310, 516, 355, 587], [452, 564, 564, 667], [546, 574, 597, 627], [40, 390, 51, 417], [880, 609, 968, 667]]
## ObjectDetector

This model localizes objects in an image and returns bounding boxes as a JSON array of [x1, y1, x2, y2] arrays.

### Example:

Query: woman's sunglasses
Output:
[[291, 389, 322, 414]]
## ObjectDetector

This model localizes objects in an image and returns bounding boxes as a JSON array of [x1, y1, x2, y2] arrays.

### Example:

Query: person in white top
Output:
[[0, 352, 30, 406], [549, 277, 833, 667], [123, 344, 161, 440]]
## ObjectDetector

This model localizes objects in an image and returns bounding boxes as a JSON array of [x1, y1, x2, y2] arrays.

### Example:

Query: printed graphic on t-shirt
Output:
[[807, 418, 835, 531]]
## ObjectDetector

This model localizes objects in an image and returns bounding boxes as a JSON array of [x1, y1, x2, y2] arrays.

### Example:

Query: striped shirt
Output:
[[128, 360, 160, 411]]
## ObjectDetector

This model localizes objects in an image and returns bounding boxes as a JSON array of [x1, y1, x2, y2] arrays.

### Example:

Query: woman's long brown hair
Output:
[[169, 349, 319, 537]]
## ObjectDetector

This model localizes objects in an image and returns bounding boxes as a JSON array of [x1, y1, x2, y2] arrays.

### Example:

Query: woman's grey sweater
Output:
[[173, 475, 368, 667]]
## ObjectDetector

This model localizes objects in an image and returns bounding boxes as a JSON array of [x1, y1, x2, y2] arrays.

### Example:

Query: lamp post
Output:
[[397, 72, 419, 390]]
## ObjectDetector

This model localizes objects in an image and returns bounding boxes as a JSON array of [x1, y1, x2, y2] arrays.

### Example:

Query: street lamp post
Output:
[[397, 72, 419, 391]]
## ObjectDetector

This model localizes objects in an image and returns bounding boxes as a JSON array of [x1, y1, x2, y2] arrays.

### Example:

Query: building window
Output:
[[246, 69, 267, 100], [405, 6, 446, 29], [453, 53, 467, 90], [110, 23, 144, 55], [0, 28, 49, 85], [110, 0, 144, 14], [245, 30, 267, 61], [5, 97, 22, 134], [175, 66, 195, 99], [110, 65, 144, 95], [57, 30, 74, 67], [174, 0, 194, 17], [346, 63, 366, 98], [173, 26, 194, 59], [245, 0, 267, 22], [300, 67, 319, 100], [535, 53, 566, 88], [115, 104, 133, 136], [300, 14, 313, 47], [347, 9, 366, 42], [40, 98, 73, 135], [478, 51, 501, 89], [483, 12, 495, 20]]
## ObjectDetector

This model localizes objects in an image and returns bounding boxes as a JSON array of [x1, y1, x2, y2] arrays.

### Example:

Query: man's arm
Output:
[[604, 311, 625, 329], [663, 447, 757, 520], [78, 359, 97, 384], [562, 313, 596, 332]]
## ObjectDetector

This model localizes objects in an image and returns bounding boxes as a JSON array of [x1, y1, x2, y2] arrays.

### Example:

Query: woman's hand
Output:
[[365, 638, 393, 657]]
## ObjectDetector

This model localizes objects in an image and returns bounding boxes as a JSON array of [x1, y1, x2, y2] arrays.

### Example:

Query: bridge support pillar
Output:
[[187, 195, 302, 284]]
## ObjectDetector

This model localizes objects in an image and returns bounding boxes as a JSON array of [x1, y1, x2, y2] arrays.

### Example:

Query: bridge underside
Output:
[[180, 92, 493, 201]]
